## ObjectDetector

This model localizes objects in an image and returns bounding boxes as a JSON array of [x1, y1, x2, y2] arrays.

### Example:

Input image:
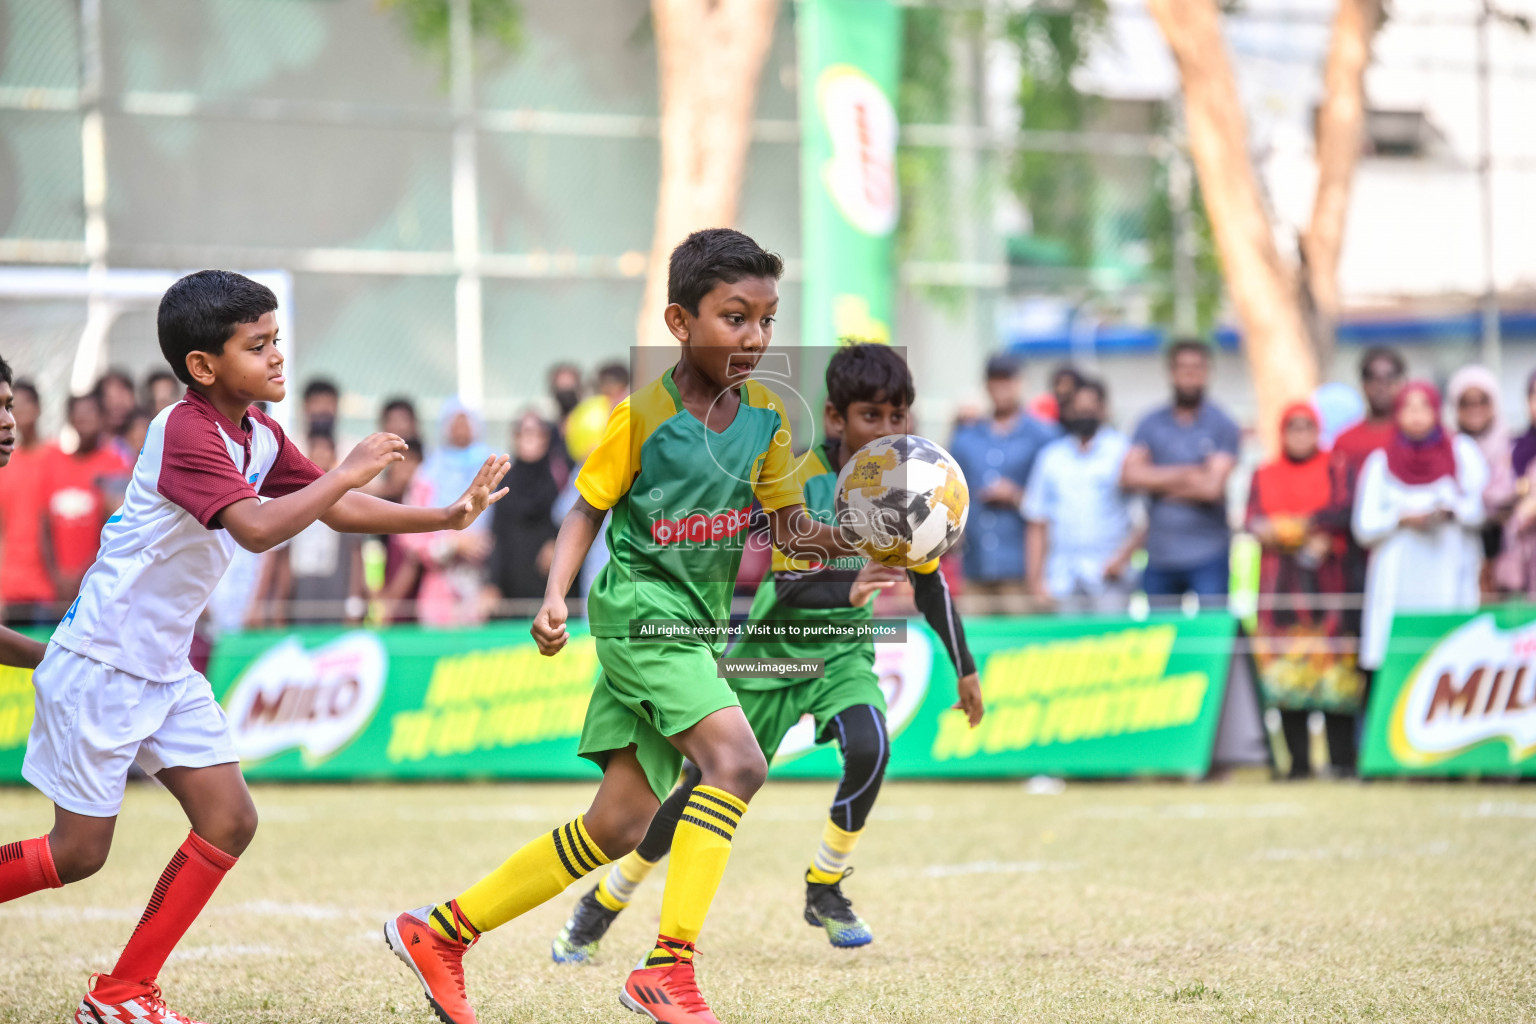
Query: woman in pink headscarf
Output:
[[1448, 365, 1516, 595], [1353, 382, 1488, 674]]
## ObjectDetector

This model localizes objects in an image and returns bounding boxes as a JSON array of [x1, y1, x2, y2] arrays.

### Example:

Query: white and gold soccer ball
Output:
[[834, 434, 970, 568]]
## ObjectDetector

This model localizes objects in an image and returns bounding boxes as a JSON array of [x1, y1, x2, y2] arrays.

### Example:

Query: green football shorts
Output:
[[728, 645, 887, 764], [578, 637, 741, 802]]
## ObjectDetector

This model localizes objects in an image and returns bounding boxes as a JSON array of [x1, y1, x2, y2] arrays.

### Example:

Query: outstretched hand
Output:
[[338, 432, 408, 488], [445, 454, 512, 530], [954, 672, 984, 727]]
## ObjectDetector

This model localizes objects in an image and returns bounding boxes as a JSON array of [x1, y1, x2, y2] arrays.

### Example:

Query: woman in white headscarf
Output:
[[398, 398, 497, 625], [1448, 365, 1516, 594]]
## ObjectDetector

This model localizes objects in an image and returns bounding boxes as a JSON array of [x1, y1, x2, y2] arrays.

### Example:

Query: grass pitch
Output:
[[2, 777, 1534, 1023]]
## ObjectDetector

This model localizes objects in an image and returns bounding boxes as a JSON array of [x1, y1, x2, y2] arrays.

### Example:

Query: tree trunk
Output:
[[1302, 0, 1381, 372], [1148, 0, 1317, 455], [637, 0, 780, 347]]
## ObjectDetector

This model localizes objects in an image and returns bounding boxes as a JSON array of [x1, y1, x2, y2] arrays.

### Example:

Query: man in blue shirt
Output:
[[1121, 340, 1240, 602], [949, 353, 1057, 593], [1024, 379, 1145, 611]]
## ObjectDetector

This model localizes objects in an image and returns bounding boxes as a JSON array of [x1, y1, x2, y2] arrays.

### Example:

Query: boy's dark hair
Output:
[[158, 270, 278, 387], [1360, 345, 1405, 380], [826, 344, 915, 415], [667, 228, 784, 314], [0, 353, 10, 387], [14, 378, 37, 403], [595, 361, 630, 390], [304, 378, 339, 403], [1166, 337, 1212, 365]]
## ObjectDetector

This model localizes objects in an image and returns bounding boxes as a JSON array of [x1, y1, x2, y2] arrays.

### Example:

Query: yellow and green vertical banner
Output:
[[798, 0, 902, 348]]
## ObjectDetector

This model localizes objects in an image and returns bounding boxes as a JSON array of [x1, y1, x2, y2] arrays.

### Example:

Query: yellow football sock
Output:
[[594, 850, 659, 912], [806, 819, 862, 884], [648, 785, 747, 966], [430, 815, 609, 945]]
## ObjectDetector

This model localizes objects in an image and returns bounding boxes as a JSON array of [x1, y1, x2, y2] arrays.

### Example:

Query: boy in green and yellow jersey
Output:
[[550, 343, 984, 962], [386, 229, 861, 1024]]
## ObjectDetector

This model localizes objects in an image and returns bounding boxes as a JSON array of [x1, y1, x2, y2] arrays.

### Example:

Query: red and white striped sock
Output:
[[99, 831, 237, 995], [0, 836, 62, 903]]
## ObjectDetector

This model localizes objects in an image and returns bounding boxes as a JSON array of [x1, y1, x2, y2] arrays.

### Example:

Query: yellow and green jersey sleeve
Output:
[[574, 397, 644, 511], [747, 379, 806, 514]]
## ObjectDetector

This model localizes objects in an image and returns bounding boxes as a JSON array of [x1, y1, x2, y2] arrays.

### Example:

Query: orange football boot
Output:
[[385, 907, 479, 1024], [620, 940, 721, 1024]]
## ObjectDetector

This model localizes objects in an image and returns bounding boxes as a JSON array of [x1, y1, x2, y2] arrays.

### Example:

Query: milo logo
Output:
[[818, 64, 898, 237], [222, 632, 386, 764], [1389, 615, 1536, 766]]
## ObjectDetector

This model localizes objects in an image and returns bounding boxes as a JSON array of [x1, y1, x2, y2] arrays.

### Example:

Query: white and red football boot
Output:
[[74, 975, 205, 1024]]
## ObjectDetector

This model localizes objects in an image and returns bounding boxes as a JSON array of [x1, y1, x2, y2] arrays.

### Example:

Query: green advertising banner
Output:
[[0, 615, 1237, 784], [0, 627, 48, 783], [206, 624, 605, 781], [771, 613, 1235, 779], [798, 0, 902, 348], [0, 625, 606, 785], [0, 663, 33, 780], [1360, 604, 1536, 777]]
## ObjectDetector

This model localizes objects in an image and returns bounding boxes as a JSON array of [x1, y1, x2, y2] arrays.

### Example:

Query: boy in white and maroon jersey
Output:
[[0, 353, 48, 670], [0, 271, 510, 1024]]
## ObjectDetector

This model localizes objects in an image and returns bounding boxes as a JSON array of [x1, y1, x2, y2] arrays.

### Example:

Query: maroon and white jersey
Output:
[[52, 390, 322, 681]]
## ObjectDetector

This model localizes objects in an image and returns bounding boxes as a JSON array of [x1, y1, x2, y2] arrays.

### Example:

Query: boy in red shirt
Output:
[[0, 355, 48, 668], [1327, 347, 1406, 600], [0, 376, 55, 623], [39, 392, 131, 604]]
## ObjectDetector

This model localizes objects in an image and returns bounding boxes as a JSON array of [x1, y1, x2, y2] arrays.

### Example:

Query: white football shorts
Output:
[[22, 644, 238, 817]]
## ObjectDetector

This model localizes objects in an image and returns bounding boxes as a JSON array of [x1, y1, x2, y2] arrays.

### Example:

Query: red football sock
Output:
[[108, 830, 238, 989], [0, 836, 62, 903]]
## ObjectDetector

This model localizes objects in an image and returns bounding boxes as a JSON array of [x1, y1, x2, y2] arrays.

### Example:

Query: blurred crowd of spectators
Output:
[[0, 360, 635, 634], [7, 348, 1530, 630], [234, 360, 635, 630], [945, 342, 1534, 610], [6, 346, 1531, 636], [945, 340, 1535, 777]]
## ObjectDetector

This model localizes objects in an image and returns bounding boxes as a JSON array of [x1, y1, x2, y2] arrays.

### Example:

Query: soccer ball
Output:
[[834, 435, 969, 568]]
